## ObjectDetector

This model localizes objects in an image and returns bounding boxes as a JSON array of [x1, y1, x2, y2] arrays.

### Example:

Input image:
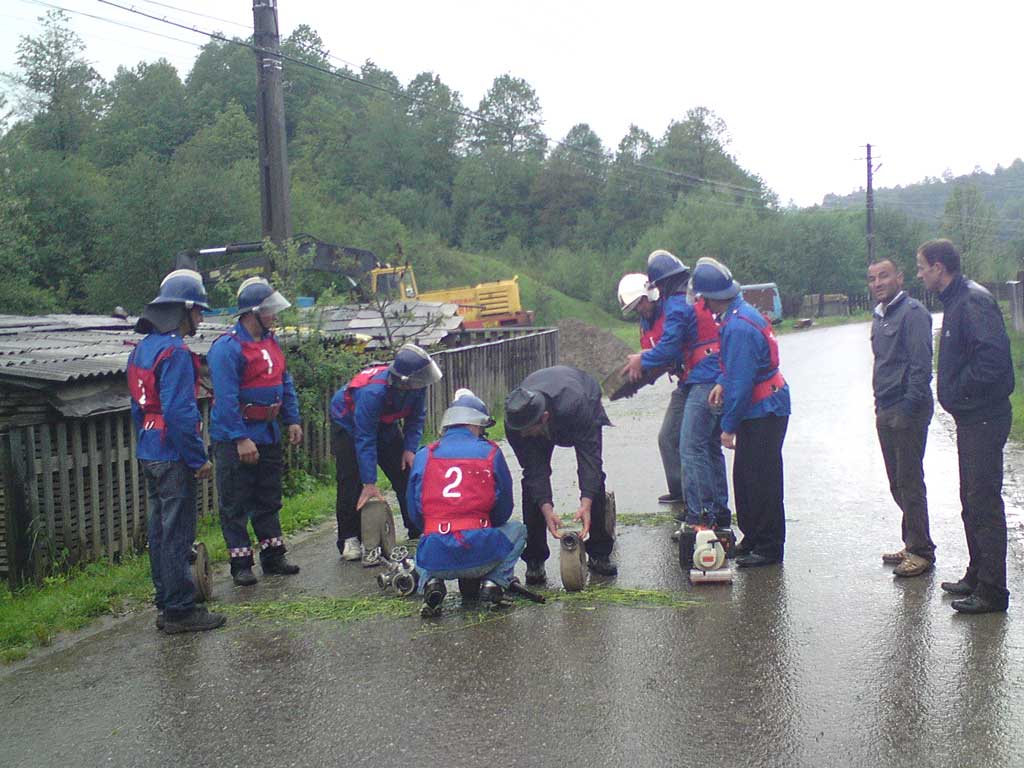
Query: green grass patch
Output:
[[546, 584, 699, 609], [1009, 326, 1024, 441], [219, 584, 699, 629], [774, 310, 872, 335], [221, 595, 418, 623], [0, 483, 337, 664]]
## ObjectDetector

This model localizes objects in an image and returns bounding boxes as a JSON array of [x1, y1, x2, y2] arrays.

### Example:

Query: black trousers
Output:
[[507, 431, 614, 563], [955, 412, 1011, 601], [876, 404, 935, 560], [213, 441, 285, 570], [331, 425, 418, 546], [734, 414, 789, 560]]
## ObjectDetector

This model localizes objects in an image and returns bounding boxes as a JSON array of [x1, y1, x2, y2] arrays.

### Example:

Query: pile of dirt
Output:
[[557, 318, 634, 383]]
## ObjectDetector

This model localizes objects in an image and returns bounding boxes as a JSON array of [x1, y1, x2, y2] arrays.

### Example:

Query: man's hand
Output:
[[721, 432, 736, 450], [541, 503, 562, 538], [573, 497, 593, 539], [357, 483, 382, 510], [288, 424, 303, 446], [401, 450, 416, 471], [708, 384, 724, 408], [236, 438, 259, 464], [194, 461, 213, 481], [623, 354, 645, 383]]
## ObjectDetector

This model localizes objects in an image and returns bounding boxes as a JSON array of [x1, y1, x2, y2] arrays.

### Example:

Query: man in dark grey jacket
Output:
[[868, 258, 936, 577], [506, 366, 616, 585], [917, 239, 1014, 614]]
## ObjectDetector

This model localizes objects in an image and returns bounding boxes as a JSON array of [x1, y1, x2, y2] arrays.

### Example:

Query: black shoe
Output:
[[658, 493, 683, 505], [232, 566, 258, 586], [155, 611, 165, 631], [262, 555, 300, 576], [587, 555, 618, 576], [162, 606, 227, 634], [478, 579, 504, 605], [458, 578, 481, 599], [951, 594, 1008, 614], [525, 561, 547, 585], [940, 578, 975, 596], [421, 578, 447, 617], [736, 552, 781, 568]]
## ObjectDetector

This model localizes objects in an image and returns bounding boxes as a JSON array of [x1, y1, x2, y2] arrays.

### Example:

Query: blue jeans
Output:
[[143, 460, 197, 618], [416, 522, 527, 590], [680, 382, 729, 526]]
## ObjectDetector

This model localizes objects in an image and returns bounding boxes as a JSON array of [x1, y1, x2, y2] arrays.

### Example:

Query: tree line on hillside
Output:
[[0, 10, 988, 320]]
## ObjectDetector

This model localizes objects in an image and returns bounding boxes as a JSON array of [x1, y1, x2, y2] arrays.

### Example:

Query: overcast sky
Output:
[[2, 0, 1022, 207]]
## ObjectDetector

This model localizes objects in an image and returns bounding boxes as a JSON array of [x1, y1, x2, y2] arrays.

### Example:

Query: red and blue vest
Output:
[[421, 441, 499, 539], [340, 365, 415, 424], [127, 345, 201, 432]]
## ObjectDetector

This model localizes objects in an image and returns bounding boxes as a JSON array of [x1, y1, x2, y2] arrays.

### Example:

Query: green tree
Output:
[[942, 183, 996, 277], [529, 124, 607, 246], [88, 60, 190, 166], [13, 10, 104, 153], [471, 74, 546, 157]]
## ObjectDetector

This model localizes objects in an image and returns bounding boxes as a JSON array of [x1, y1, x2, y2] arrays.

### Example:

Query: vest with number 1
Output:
[[225, 330, 286, 421], [421, 441, 498, 537]]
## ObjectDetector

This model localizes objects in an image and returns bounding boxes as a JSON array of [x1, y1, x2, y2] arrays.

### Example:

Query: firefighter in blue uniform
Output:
[[127, 268, 225, 633], [697, 258, 791, 567], [329, 344, 443, 562], [207, 277, 302, 586], [623, 250, 730, 537], [408, 390, 526, 617]]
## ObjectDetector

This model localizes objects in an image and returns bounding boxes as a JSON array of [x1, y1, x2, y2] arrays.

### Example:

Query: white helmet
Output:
[[617, 273, 659, 316]]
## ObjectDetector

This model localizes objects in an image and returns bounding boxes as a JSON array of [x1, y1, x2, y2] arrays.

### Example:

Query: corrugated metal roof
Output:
[[0, 303, 465, 384], [0, 315, 221, 385]]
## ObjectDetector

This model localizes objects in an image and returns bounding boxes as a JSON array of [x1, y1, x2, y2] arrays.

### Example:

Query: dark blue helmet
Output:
[[389, 343, 443, 389], [690, 257, 740, 300], [646, 249, 690, 288], [149, 269, 210, 310], [237, 277, 291, 315]]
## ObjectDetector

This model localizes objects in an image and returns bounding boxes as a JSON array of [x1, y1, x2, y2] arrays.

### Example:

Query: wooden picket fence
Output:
[[1, 329, 558, 586]]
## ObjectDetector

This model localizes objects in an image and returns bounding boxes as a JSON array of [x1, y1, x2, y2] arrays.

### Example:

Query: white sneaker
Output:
[[341, 537, 362, 561]]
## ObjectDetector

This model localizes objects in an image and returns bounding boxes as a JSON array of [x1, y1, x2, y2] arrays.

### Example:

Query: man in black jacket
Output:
[[505, 366, 616, 584], [868, 258, 936, 577], [917, 239, 1014, 613]]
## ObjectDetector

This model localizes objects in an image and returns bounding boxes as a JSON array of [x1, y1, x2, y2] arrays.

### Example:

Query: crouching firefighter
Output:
[[127, 267, 226, 633], [407, 391, 526, 617], [330, 343, 443, 563], [207, 277, 302, 586]]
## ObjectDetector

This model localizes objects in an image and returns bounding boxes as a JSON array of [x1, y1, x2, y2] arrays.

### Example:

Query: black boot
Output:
[[951, 593, 1008, 614], [940, 576, 975, 596], [525, 560, 547, 585], [231, 556, 258, 586], [163, 606, 227, 634], [587, 555, 619, 576], [261, 544, 300, 576], [421, 577, 447, 617]]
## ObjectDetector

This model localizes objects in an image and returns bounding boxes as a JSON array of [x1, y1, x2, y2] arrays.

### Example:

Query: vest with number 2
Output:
[[421, 442, 498, 537], [127, 343, 201, 432]]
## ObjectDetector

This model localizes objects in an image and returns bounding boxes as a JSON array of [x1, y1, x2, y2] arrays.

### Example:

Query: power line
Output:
[[18, 0, 205, 49], [136, 0, 250, 31]]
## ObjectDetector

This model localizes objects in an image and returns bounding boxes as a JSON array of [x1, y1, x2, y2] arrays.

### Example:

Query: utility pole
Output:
[[252, 0, 292, 245], [865, 143, 875, 266]]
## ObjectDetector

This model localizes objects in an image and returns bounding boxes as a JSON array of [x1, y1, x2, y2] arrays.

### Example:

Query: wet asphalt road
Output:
[[2, 320, 1024, 768]]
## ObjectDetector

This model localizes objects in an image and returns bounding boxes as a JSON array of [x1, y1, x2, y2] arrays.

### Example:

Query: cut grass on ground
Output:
[[0, 483, 336, 664], [219, 584, 699, 626]]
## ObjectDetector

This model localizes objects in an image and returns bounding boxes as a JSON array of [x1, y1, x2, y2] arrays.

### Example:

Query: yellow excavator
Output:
[[193, 237, 534, 328]]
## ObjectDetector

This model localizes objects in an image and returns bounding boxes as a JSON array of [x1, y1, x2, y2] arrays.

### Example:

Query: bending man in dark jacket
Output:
[[868, 258, 936, 577], [917, 239, 1014, 613], [506, 366, 616, 584]]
